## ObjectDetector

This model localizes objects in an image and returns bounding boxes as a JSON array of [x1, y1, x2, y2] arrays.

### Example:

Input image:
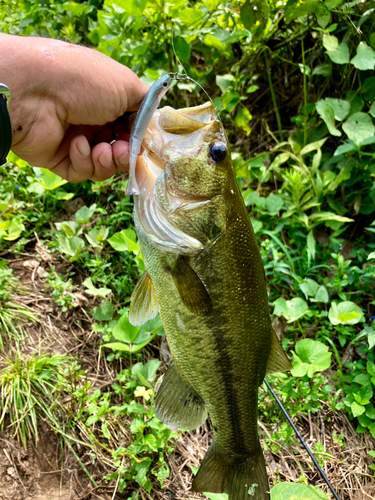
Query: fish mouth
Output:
[[134, 102, 217, 253]]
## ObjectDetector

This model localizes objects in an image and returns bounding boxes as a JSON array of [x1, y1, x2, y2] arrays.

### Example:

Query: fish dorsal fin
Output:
[[155, 362, 207, 430], [169, 257, 212, 316], [266, 328, 292, 375], [129, 271, 160, 326]]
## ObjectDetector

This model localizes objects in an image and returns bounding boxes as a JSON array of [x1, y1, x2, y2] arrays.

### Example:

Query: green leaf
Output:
[[174, 36, 190, 63], [37, 170, 68, 190], [92, 301, 114, 321], [3, 217, 25, 241], [353, 384, 373, 406], [55, 220, 82, 237], [312, 64, 332, 76], [135, 458, 152, 489], [334, 140, 356, 156], [326, 42, 350, 64], [86, 414, 99, 426], [292, 339, 332, 378], [113, 313, 140, 343], [108, 229, 139, 253], [370, 102, 375, 118], [274, 297, 309, 323], [307, 230, 316, 265], [342, 112, 375, 146], [313, 286, 329, 303], [322, 35, 338, 52], [325, 0, 343, 7], [250, 219, 263, 234], [315, 2, 331, 28], [101, 422, 111, 439], [102, 342, 132, 352], [203, 494, 228, 500], [322, 98, 350, 121], [83, 277, 111, 298], [216, 74, 236, 94], [234, 105, 252, 135], [132, 359, 161, 383], [270, 482, 329, 499], [316, 100, 341, 136], [240, 0, 270, 34], [117, 0, 147, 15], [328, 301, 364, 325], [222, 91, 240, 112], [247, 85, 260, 93], [204, 34, 224, 51], [350, 42, 375, 70], [178, 8, 203, 26], [265, 195, 284, 215], [284, 0, 319, 24], [86, 226, 109, 248], [75, 204, 97, 223], [57, 235, 85, 261], [368, 252, 375, 259]]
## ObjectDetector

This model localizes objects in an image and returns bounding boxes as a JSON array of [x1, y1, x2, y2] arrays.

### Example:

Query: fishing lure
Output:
[[126, 74, 173, 196], [126, 72, 214, 196]]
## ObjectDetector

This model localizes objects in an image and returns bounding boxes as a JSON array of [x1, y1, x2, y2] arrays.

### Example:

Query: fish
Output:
[[125, 74, 172, 197], [128, 101, 291, 500]]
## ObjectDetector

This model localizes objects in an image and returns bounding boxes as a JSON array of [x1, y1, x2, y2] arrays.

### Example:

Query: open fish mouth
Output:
[[134, 102, 217, 253]]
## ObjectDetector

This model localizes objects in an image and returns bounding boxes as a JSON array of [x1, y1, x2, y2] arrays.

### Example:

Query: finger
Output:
[[112, 140, 130, 172], [66, 135, 95, 182], [91, 142, 117, 182]]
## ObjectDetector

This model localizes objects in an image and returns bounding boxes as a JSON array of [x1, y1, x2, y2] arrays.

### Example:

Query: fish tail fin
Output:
[[193, 441, 270, 500]]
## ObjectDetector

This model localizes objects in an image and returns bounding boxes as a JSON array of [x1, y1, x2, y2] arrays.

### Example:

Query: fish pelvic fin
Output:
[[193, 442, 270, 500], [155, 362, 207, 430], [168, 256, 212, 316], [129, 271, 160, 326], [265, 328, 292, 376]]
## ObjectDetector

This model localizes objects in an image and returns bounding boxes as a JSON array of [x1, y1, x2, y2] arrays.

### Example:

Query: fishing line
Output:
[[169, 31, 221, 120], [264, 379, 341, 500]]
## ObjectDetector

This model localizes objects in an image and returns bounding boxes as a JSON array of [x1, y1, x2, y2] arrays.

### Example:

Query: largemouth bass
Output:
[[128, 101, 291, 500]]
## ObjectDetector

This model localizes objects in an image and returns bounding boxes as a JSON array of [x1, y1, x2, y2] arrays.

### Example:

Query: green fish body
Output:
[[129, 102, 291, 500]]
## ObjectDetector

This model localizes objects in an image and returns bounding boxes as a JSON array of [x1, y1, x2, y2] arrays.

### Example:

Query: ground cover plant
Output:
[[0, 0, 375, 499]]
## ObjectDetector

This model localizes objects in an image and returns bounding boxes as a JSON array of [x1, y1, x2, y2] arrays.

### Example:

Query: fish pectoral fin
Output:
[[265, 328, 292, 375], [129, 271, 160, 326], [155, 362, 207, 430], [169, 257, 212, 316]]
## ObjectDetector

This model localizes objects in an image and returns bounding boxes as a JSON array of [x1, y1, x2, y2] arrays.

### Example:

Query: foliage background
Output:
[[0, 0, 375, 499]]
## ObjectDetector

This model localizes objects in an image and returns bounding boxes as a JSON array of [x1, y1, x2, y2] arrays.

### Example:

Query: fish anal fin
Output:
[[155, 362, 207, 430], [129, 271, 160, 326], [266, 328, 292, 376], [169, 257, 212, 316]]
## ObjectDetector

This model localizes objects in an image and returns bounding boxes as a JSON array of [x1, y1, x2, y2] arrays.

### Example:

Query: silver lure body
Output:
[[125, 74, 172, 196]]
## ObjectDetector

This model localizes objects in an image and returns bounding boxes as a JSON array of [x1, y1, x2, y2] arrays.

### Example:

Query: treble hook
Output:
[[168, 72, 190, 81]]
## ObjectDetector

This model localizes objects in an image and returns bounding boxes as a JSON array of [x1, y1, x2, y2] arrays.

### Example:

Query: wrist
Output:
[[0, 34, 55, 146]]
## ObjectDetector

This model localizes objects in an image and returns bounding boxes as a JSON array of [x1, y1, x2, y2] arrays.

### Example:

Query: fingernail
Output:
[[118, 153, 129, 166], [98, 150, 112, 168], [77, 137, 90, 157]]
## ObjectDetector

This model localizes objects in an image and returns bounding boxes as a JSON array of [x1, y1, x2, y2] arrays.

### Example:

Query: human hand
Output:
[[1, 34, 149, 182]]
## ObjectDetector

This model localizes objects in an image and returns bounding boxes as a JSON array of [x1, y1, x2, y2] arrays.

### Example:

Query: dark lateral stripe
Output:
[[207, 289, 248, 455]]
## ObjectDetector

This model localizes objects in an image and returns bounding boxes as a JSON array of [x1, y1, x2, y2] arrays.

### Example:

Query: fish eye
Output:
[[209, 142, 227, 162]]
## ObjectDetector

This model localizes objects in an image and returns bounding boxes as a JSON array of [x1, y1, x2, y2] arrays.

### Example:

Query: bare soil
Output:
[[0, 246, 374, 500]]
